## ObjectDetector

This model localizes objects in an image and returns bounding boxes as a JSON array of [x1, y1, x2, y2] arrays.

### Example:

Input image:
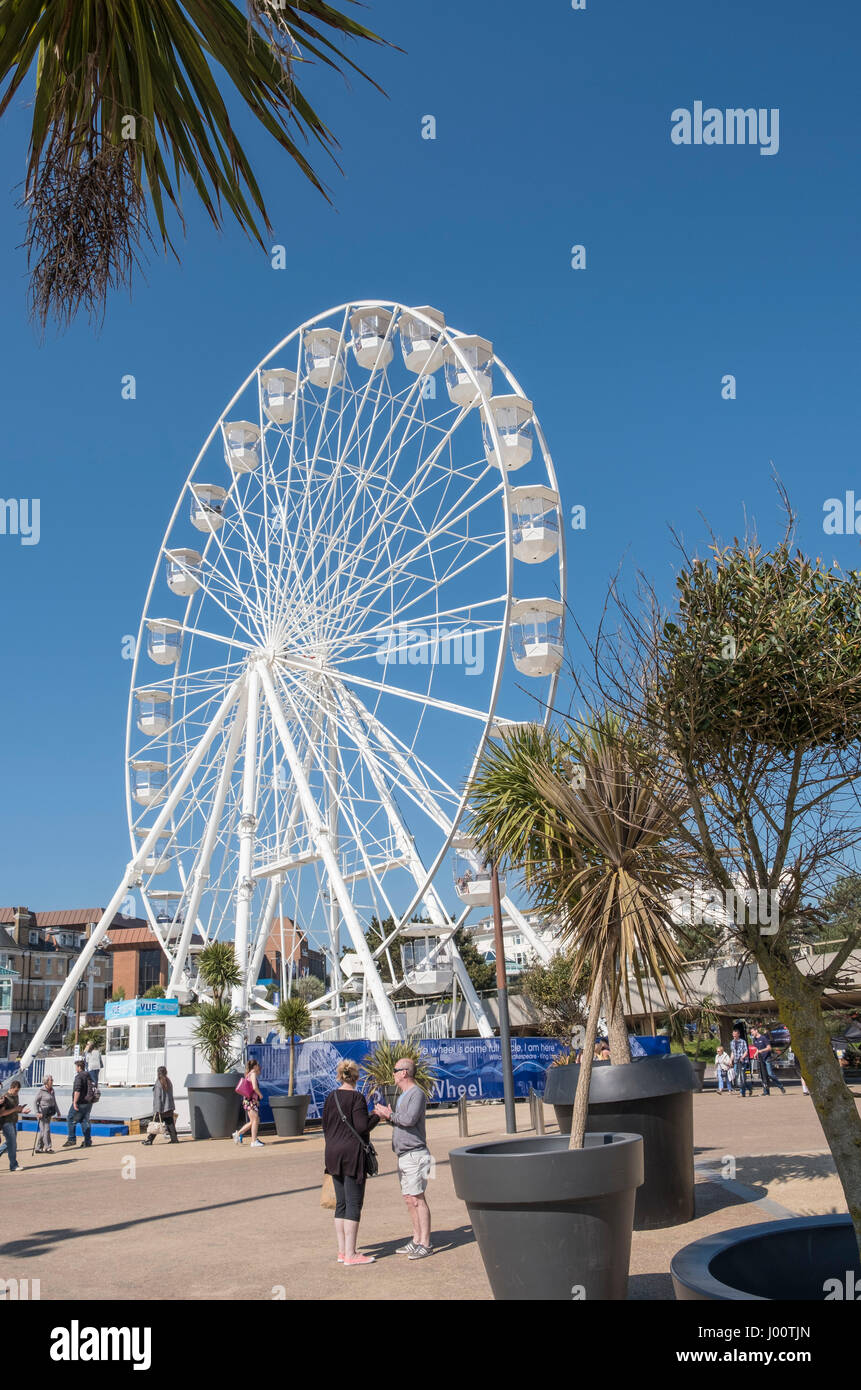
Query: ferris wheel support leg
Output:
[[232, 665, 261, 1036], [326, 706, 342, 1015], [259, 664, 402, 1041], [335, 685, 494, 1038], [247, 873, 283, 1000], [20, 676, 244, 1071], [166, 681, 249, 997]]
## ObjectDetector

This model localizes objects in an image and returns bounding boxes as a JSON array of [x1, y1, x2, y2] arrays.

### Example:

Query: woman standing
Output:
[[233, 1059, 264, 1148], [142, 1066, 178, 1145], [34, 1075, 60, 1152], [322, 1060, 379, 1266]]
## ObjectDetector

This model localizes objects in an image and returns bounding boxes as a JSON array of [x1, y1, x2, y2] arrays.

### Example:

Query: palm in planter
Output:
[[193, 942, 243, 1073], [275, 997, 311, 1097], [360, 1036, 437, 1105], [449, 714, 699, 1297], [270, 996, 313, 1137], [186, 943, 244, 1140]]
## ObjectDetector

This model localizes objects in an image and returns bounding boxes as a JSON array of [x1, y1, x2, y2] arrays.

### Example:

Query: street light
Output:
[[490, 862, 516, 1133]]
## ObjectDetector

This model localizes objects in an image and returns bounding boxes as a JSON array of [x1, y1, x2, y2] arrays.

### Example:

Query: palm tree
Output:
[[0, 1, 391, 328], [468, 713, 694, 1148], [193, 941, 243, 1074], [275, 995, 311, 1097]]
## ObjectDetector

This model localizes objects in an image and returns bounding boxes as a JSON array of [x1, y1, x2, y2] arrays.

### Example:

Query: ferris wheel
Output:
[[23, 300, 565, 1061]]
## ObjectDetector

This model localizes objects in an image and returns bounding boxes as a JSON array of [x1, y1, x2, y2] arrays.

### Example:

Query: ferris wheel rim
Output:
[[124, 298, 564, 981]]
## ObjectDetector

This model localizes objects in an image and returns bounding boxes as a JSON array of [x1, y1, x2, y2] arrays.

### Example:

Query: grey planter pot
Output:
[[543, 1054, 697, 1230], [270, 1093, 310, 1137], [185, 1072, 243, 1140], [450, 1132, 643, 1301], [672, 1215, 860, 1300], [690, 1061, 707, 1091]]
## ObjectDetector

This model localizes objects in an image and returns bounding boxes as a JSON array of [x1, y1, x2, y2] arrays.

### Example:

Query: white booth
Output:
[[104, 997, 198, 1087]]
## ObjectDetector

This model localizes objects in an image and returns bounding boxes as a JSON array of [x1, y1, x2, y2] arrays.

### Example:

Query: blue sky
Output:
[[1, 0, 860, 912]]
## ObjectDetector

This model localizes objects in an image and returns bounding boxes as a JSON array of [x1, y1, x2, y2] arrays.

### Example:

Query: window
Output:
[[32, 956, 41, 974], [0, 980, 11, 1011], [108, 1025, 130, 1053], [138, 949, 163, 996], [28, 931, 39, 945], [147, 1023, 166, 1049]]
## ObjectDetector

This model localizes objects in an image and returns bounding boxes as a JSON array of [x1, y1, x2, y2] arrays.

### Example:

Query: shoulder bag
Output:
[[333, 1089, 379, 1178]]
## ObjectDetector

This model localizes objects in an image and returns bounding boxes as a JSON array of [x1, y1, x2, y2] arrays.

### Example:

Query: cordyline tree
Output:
[[582, 504, 861, 1255], [468, 715, 696, 1148], [0, 0, 391, 329]]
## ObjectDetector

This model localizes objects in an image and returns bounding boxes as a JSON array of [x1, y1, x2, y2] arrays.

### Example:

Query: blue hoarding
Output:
[[247, 1034, 670, 1122]]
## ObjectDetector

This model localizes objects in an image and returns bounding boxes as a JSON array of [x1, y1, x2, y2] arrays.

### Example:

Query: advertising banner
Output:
[[247, 1034, 671, 1122]]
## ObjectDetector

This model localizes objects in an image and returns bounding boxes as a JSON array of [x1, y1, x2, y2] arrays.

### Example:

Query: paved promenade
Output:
[[1, 1084, 857, 1301]]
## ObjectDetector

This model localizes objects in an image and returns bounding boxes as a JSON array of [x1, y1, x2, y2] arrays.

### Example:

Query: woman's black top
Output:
[[322, 1087, 379, 1180]]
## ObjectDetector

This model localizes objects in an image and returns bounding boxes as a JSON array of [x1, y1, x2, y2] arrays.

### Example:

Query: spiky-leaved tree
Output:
[[275, 995, 311, 1097], [193, 941, 243, 1074], [0, 1, 390, 329], [468, 715, 694, 1148], [585, 505, 861, 1256]]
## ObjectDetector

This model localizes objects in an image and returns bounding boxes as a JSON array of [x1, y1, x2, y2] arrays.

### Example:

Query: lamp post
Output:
[[490, 861, 516, 1133], [74, 980, 87, 1052]]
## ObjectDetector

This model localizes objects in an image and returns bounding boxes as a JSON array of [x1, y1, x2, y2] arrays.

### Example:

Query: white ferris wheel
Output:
[[24, 300, 565, 1059]]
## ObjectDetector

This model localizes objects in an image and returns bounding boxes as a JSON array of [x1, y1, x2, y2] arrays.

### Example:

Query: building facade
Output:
[[0, 907, 114, 1055], [468, 911, 561, 976], [260, 917, 326, 989]]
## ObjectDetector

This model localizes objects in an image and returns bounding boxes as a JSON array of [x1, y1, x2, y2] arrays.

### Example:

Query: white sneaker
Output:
[[251, 1140, 264, 1148], [231, 1131, 242, 1145]]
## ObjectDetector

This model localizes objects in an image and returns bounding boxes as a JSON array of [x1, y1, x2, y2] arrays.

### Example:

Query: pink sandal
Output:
[[343, 1254, 375, 1265]]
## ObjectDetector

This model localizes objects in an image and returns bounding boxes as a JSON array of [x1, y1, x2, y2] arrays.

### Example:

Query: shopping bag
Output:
[[320, 1172, 337, 1210]]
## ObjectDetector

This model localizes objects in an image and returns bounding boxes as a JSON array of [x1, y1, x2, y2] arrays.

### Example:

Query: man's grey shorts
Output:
[[397, 1149, 432, 1196]]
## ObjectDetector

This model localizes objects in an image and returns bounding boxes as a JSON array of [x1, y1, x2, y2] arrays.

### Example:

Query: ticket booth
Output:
[[104, 997, 197, 1086]]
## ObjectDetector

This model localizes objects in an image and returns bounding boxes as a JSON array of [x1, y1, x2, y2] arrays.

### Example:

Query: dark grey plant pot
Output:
[[449, 1132, 643, 1301], [690, 1061, 707, 1091], [185, 1072, 243, 1140], [270, 1093, 310, 1137], [543, 1054, 697, 1230], [672, 1215, 860, 1300]]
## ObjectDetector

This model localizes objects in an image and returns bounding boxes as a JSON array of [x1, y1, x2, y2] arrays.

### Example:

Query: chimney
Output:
[[12, 906, 36, 944]]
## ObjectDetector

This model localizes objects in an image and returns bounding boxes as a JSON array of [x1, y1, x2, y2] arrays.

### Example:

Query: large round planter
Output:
[[270, 1093, 310, 1137], [543, 1055, 697, 1230], [449, 1132, 643, 1301], [672, 1215, 860, 1300], [185, 1072, 243, 1140], [690, 1061, 707, 1091]]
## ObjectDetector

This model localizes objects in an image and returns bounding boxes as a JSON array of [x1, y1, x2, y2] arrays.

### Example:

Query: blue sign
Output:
[[105, 997, 179, 1020], [246, 1034, 670, 1122]]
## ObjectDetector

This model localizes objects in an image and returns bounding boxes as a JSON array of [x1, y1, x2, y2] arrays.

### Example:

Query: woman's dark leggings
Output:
[[332, 1173, 366, 1221]]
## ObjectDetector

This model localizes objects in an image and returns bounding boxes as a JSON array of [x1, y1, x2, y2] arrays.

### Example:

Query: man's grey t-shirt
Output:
[[391, 1084, 427, 1154]]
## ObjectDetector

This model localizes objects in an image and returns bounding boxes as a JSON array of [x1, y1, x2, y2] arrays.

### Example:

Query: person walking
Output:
[[84, 1039, 102, 1086], [715, 1046, 734, 1093], [233, 1059, 265, 1147], [373, 1058, 433, 1260], [0, 1080, 30, 1171], [142, 1066, 178, 1145], [322, 1059, 380, 1267], [34, 1075, 60, 1153], [61, 1059, 95, 1148], [751, 1023, 786, 1096], [730, 1028, 751, 1097]]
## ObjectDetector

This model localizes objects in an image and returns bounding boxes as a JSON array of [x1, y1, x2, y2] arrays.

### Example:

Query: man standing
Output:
[[751, 1022, 786, 1096], [373, 1059, 433, 1259], [0, 1080, 31, 1171], [62, 1059, 94, 1148], [84, 1038, 102, 1086], [730, 1027, 750, 1097]]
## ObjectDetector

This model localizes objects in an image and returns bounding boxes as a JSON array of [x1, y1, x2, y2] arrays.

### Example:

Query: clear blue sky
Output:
[[1, 0, 859, 910]]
